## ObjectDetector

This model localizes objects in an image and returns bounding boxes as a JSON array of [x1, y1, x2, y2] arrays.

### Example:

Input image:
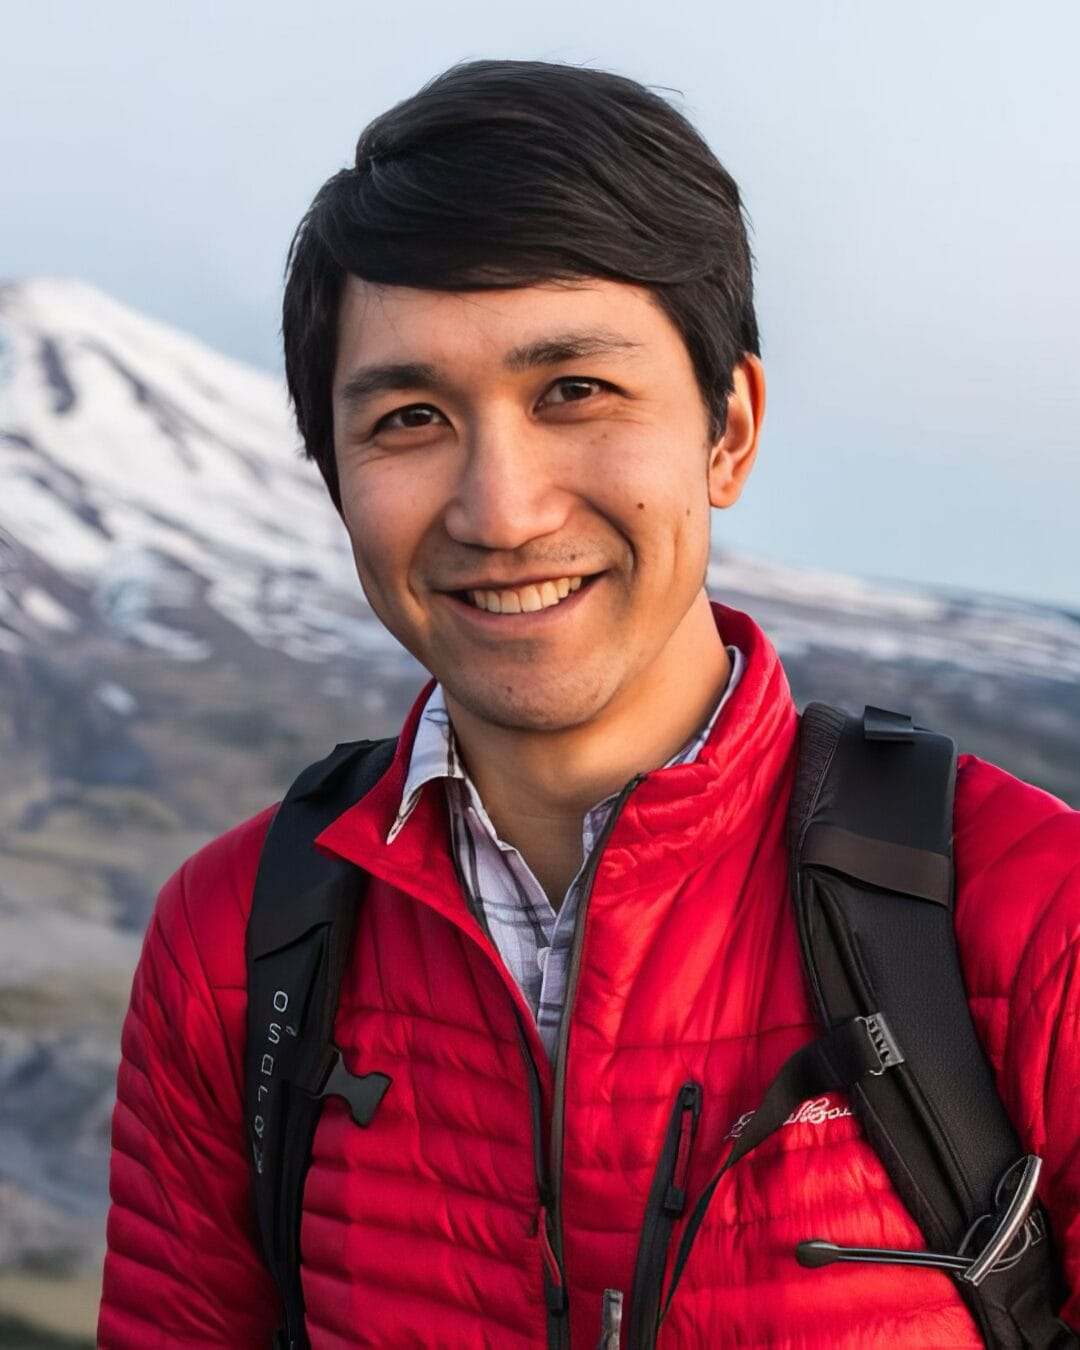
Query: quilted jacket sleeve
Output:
[[1021, 917, 1080, 1330], [1002, 845, 1080, 1331], [954, 759, 1080, 1332], [98, 813, 280, 1347]]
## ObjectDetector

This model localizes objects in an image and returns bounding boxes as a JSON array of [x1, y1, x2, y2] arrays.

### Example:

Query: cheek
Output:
[[599, 438, 709, 542], [596, 416, 707, 497], [339, 478, 407, 589], [339, 464, 446, 605]]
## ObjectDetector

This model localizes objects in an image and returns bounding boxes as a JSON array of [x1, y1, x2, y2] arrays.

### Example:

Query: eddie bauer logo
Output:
[[725, 1095, 853, 1141]]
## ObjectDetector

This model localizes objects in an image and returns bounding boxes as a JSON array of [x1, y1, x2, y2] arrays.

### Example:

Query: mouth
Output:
[[448, 573, 599, 615]]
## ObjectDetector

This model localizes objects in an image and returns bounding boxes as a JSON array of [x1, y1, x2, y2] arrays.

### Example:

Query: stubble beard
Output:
[[441, 652, 617, 736]]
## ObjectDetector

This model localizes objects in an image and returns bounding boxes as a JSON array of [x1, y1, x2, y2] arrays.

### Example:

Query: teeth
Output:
[[518, 585, 543, 613], [465, 575, 588, 614]]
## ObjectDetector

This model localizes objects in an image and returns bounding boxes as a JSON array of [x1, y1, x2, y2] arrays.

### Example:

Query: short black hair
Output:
[[283, 59, 759, 507]]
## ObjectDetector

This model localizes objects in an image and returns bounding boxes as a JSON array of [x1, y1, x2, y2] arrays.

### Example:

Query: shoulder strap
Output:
[[245, 737, 396, 1350], [790, 704, 1074, 1349]]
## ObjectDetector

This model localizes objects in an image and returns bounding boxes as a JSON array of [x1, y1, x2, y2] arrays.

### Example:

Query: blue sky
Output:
[[3, 0, 1078, 607]]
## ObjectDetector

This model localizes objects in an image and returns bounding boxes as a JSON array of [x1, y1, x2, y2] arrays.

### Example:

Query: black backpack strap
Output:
[[245, 737, 396, 1350], [790, 703, 1075, 1349]]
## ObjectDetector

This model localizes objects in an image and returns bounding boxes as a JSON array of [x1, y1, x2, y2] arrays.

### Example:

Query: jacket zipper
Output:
[[627, 1081, 703, 1349], [549, 775, 645, 1342], [514, 1013, 569, 1348]]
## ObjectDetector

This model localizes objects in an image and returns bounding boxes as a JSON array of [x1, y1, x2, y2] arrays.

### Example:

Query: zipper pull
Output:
[[664, 1083, 702, 1215], [536, 1206, 567, 1315], [597, 1288, 623, 1348]]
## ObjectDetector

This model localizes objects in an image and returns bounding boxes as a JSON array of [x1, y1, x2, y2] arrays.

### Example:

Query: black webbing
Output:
[[799, 822, 951, 905], [247, 737, 396, 1350]]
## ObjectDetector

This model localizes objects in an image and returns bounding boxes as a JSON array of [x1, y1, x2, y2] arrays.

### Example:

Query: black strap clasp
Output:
[[314, 1047, 391, 1127], [863, 706, 915, 743]]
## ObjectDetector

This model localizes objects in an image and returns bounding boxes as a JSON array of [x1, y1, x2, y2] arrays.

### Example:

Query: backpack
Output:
[[244, 705, 1076, 1350]]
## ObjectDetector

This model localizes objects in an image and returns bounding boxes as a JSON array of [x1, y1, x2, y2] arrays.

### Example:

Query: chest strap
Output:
[[656, 1011, 903, 1334]]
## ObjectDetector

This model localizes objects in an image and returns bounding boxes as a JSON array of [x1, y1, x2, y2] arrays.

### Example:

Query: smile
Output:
[[463, 576, 586, 614]]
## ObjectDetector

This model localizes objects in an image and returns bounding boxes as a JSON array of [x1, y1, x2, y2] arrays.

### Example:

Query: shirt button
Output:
[[537, 947, 550, 974]]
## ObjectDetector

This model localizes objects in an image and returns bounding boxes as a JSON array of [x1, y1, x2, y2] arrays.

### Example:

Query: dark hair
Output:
[[283, 60, 759, 507]]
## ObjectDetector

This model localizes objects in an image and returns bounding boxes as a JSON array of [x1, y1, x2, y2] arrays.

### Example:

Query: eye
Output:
[[541, 377, 610, 407], [373, 403, 446, 433]]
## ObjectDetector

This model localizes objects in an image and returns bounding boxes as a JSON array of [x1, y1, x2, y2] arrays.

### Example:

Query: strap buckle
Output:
[[313, 1046, 392, 1127], [959, 1154, 1043, 1286], [862, 706, 915, 743], [859, 1013, 904, 1075], [797, 1154, 1045, 1284]]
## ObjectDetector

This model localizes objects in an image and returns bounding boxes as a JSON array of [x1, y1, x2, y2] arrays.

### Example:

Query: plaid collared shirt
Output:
[[388, 647, 745, 1060]]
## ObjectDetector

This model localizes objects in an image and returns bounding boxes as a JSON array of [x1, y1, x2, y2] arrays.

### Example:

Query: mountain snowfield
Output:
[[0, 277, 393, 663], [707, 554, 1080, 684]]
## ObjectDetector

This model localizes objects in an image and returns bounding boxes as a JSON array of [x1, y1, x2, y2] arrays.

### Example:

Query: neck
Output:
[[445, 592, 730, 905]]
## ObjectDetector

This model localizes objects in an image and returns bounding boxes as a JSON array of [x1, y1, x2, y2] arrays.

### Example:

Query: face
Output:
[[332, 278, 760, 734]]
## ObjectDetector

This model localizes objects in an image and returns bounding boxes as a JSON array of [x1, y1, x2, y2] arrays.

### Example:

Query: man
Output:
[[98, 61, 1079, 1347]]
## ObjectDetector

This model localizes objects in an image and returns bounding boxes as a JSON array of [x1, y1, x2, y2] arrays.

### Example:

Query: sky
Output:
[[3, 0, 1078, 609]]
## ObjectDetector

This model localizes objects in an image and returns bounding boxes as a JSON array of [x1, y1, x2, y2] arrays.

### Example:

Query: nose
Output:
[[443, 414, 570, 551]]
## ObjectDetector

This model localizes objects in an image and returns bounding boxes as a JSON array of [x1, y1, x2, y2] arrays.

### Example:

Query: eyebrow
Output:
[[337, 362, 440, 416], [502, 329, 643, 372], [335, 329, 643, 415]]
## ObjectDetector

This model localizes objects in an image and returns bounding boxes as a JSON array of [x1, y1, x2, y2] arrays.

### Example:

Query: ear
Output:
[[708, 356, 765, 509]]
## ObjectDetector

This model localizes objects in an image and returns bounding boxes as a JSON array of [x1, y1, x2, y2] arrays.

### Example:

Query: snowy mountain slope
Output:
[[709, 553, 1080, 685], [0, 277, 393, 662]]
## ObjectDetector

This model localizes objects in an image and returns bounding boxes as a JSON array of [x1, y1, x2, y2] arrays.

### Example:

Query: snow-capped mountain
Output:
[[0, 277, 393, 663]]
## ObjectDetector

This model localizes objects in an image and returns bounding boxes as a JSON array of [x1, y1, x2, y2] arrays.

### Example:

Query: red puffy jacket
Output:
[[99, 606, 1080, 1347]]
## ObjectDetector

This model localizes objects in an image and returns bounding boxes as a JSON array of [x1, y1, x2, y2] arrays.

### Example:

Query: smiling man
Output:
[[99, 61, 1079, 1349]]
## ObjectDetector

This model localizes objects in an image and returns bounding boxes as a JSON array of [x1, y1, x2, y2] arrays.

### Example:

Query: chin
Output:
[[446, 674, 611, 735]]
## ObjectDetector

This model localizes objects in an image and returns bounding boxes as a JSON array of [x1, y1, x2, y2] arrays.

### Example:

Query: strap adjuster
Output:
[[862, 706, 916, 743], [961, 1154, 1043, 1286], [859, 1013, 905, 1075], [797, 1154, 1046, 1287]]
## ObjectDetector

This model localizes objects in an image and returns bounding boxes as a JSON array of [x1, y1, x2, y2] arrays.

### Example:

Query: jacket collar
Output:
[[316, 604, 797, 921]]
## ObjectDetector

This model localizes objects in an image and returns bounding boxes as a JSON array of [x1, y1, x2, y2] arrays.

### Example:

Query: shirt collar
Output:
[[387, 685, 463, 843], [387, 645, 745, 845]]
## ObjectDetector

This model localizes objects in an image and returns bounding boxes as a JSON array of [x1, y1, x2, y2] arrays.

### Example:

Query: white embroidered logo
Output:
[[725, 1095, 853, 1141]]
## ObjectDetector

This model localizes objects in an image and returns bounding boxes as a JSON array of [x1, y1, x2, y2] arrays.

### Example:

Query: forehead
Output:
[[332, 276, 684, 379]]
